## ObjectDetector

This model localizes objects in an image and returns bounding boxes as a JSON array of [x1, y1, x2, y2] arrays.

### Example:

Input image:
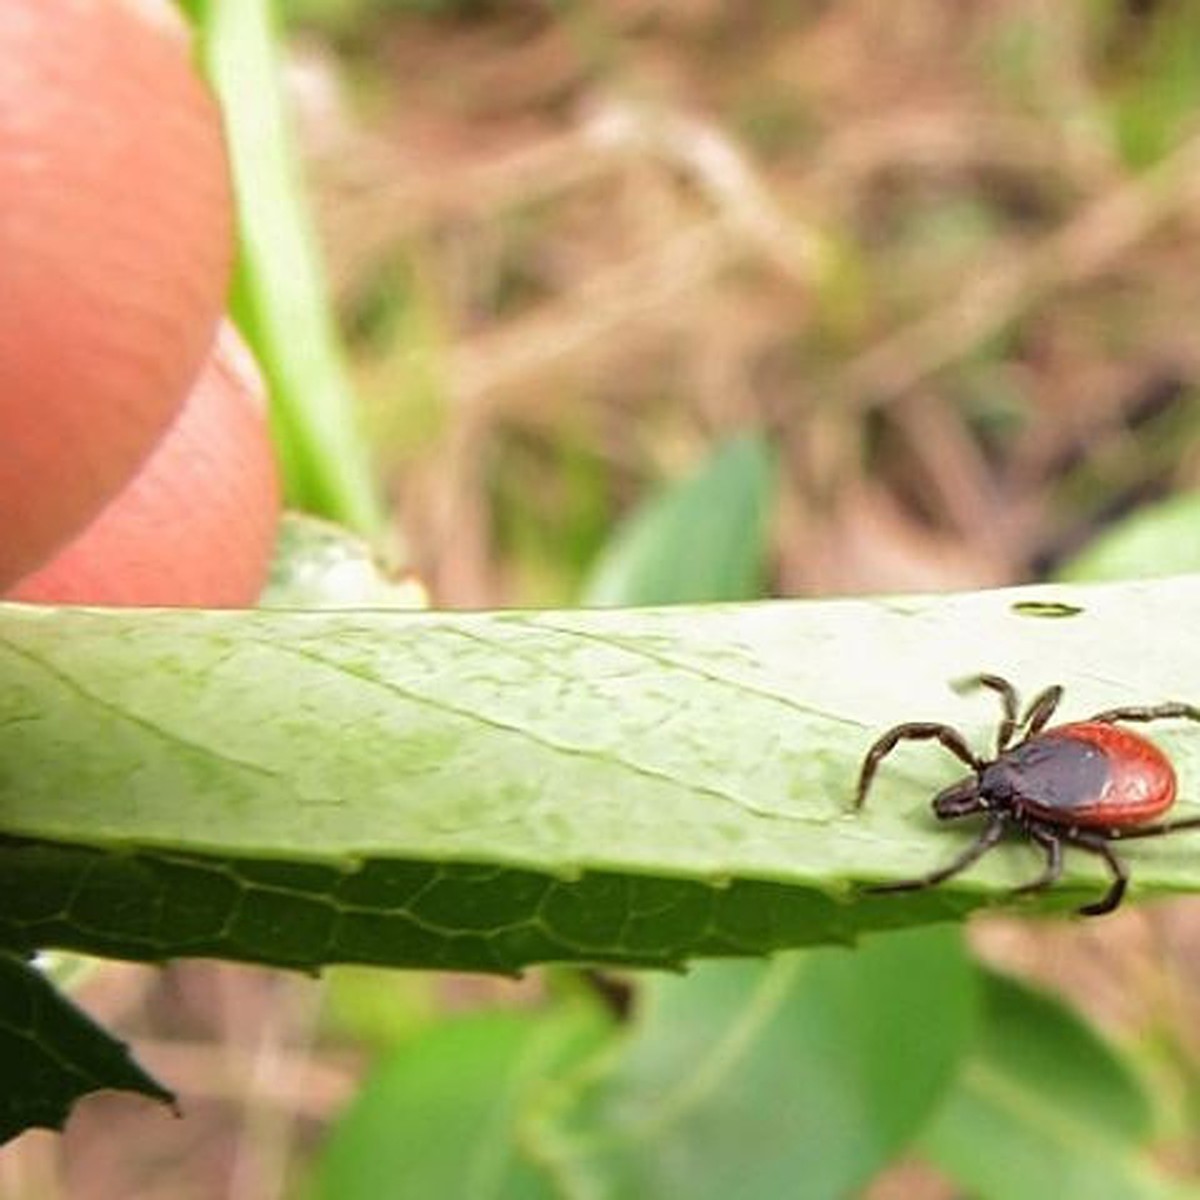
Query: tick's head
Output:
[[932, 774, 984, 818]]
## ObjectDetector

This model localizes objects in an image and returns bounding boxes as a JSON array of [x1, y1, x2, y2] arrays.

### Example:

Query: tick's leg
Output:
[[1020, 685, 1064, 739], [855, 722, 982, 810], [1063, 831, 1128, 916], [1110, 813, 1200, 839], [865, 815, 1006, 894], [957, 674, 1020, 753], [1011, 826, 1063, 895], [1086, 702, 1200, 726]]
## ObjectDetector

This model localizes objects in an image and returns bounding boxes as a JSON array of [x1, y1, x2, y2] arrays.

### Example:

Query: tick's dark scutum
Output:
[[980, 734, 1111, 813]]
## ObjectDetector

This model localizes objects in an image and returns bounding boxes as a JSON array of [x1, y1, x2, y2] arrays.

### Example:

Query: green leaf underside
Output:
[[0, 952, 173, 1145], [0, 840, 898, 974], [5, 577, 1200, 971]]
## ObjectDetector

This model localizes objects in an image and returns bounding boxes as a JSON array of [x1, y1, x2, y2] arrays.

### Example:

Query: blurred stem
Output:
[[190, 0, 386, 542]]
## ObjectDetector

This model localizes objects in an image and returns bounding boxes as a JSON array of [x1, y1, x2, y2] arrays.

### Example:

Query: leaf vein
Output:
[[258, 637, 796, 823], [0, 636, 288, 785]]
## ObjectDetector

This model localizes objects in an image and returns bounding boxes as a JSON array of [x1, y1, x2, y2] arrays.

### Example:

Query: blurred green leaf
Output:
[[583, 433, 778, 606], [277, 0, 374, 30], [1107, 7, 1200, 168], [319, 966, 440, 1053], [0, 952, 173, 1146], [1058, 493, 1200, 582], [312, 1002, 610, 1200], [549, 928, 975, 1200], [192, 0, 385, 540], [920, 969, 1184, 1200]]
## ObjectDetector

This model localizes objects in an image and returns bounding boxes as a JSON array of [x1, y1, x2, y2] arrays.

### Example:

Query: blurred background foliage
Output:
[[9, 1, 1200, 1196], [281, 0, 1200, 604]]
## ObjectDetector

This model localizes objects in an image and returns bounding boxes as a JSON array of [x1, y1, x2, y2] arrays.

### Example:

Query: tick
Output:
[[854, 674, 1200, 915]]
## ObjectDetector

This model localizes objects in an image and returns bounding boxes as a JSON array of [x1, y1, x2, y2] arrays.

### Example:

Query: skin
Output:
[[1, 0, 279, 606], [10, 323, 280, 608]]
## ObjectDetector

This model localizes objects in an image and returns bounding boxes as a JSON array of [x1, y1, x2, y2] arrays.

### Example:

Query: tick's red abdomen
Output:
[[1018, 722, 1176, 828]]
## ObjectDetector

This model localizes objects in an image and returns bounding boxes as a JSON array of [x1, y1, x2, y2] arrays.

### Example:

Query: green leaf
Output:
[[318, 965, 440, 1052], [548, 928, 975, 1200], [312, 1002, 610, 1200], [1058, 493, 1200, 582], [583, 433, 778, 605], [920, 968, 1185, 1200], [261, 513, 423, 610], [1107, 7, 1200, 168], [0, 952, 173, 1145], [5, 579, 1200, 973], [192, 0, 385, 539]]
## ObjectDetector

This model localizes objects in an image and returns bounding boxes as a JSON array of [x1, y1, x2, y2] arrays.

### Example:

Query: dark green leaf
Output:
[[0, 952, 173, 1145]]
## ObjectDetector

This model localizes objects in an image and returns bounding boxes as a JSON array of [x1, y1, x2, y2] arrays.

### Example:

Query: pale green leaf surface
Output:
[[4, 578, 1200, 972]]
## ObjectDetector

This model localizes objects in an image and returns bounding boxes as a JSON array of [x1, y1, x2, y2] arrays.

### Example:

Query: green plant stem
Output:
[[194, 0, 385, 540]]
